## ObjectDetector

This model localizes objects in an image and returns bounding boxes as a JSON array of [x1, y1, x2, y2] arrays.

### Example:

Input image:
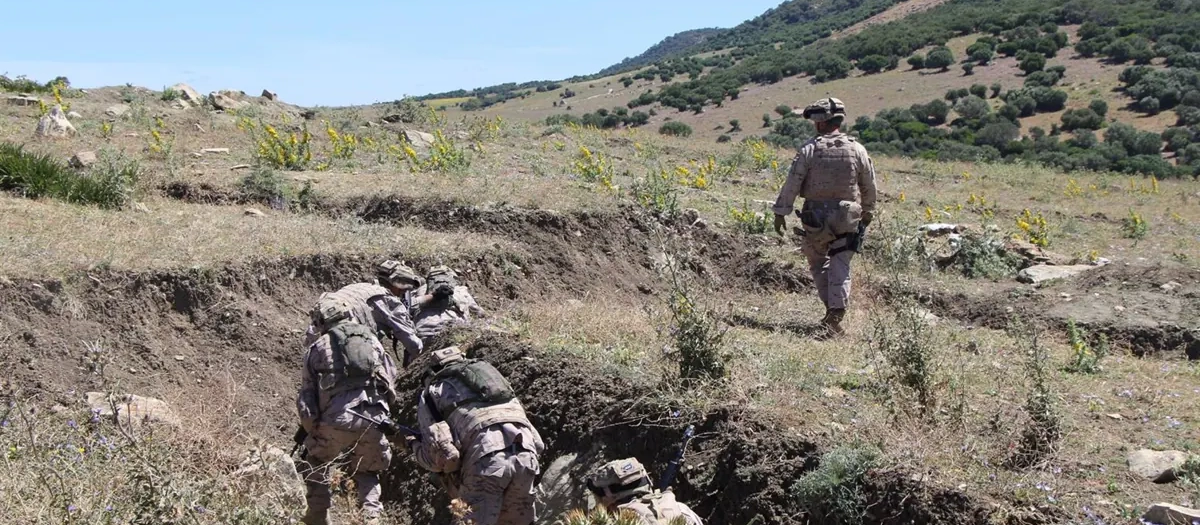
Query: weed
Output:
[[559, 508, 674, 525], [571, 146, 615, 190], [240, 118, 312, 171], [728, 200, 771, 234], [630, 168, 679, 218], [401, 130, 470, 173], [100, 121, 114, 140], [0, 142, 139, 209], [865, 217, 931, 273], [160, 86, 180, 102], [869, 302, 939, 418], [1015, 209, 1050, 248], [1122, 209, 1149, 240], [743, 137, 778, 171], [1006, 322, 1062, 469], [1063, 320, 1108, 374], [467, 115, 504, 142], [792, 444, 881, 525], [324, 121, 357, 160], [656, 242, 728, 383], [955, 232, 1021, 279], [147, 117, 173, 160]]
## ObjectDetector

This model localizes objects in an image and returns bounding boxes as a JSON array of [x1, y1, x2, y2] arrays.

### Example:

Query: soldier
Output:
[[585, 458, 703, 525], [296, 296, 401, 525], [772, 97, 878, 336], [303, 259, 424, 365], [410, 266, 485, 345], [406, 346, 544, 525]]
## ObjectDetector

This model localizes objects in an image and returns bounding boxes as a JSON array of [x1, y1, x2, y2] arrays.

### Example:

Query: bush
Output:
[[793, 444, 881, 525], [1060, 108, 1104, 131], [1162, 127, 1192, 152], [907, 54, 925, 70], [0, 143, 140, 209], [1088, 99, 1108, 118], [161, 86, 180, 101], [717, 134, 732, 143], [969, 84, 988, 99], [925, 47, 955, 71], [1005, 323, 1062, 469], [545, 114, 582, 126], [954, 96, 991, 120], [1019, 52, 1046, 74], [991, 83, 1003, 98], [1139, 96, 1161, 114], [1177, 106, 1200, 126], [857, 54, 890, 74], [962, 63, 975, 76], [1024, 70, 1061, 87], [775, 104, 794, 117], [659, 121, 694, 137]]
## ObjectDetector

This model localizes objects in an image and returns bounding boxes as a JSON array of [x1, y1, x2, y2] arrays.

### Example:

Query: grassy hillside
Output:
[[596, 28, 725, 77]]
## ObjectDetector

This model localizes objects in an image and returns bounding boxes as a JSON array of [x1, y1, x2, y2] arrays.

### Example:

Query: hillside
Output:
[[596, 28, 725, 77]]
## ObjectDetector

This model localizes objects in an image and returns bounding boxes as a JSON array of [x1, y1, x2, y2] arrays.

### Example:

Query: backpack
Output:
[[327, 322, 382, 386], [432, 359, 514, 410]]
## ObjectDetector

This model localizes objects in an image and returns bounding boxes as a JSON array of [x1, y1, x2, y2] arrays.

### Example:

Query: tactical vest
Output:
[[322, 322, 385, 397], [428, 360, 531, 446], [624, 491, 692, 525], [426, 267, 459, 294], [324, 283, 393, 332], [801, 132, 861, 203]]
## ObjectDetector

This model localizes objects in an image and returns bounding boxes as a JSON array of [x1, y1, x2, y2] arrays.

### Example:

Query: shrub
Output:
[[990, 83, 1002, 98], [630, 168, 679, 218], [857, 54, 890, 74], [160, 86, 181, 101], [1139, 96, 1161, 114], [717, 134, 731, 143], [1064, 320, 1109, 374], [969, 84, 988, 99], [954, 96, 991, 120], [792, 444, 881, 525], [729, 119, 742, 132], [1122, 209, 1150, 240], [0, 143, 139, 209], [925, 47, 955, 71], [871, 302, 939, 416], [1088, 99, 1108, 117], [1019, 52, 1046, 74], [955, 232, 1022, 279], [1162, 127, 1192, 152], [664, 272, 728, 383], [907, 54, 925, 70], [545, 114, 582, 126], [776, 104, 794, 117], [1005, 322, 1062, 469], [962, 63, 975, 76], [239, 167, 292, 209], [659, 121, 693, 137], [1024, 70, 1061, 87], [1060, 108, 1104, 131], [1177, 105, 1200, 126]]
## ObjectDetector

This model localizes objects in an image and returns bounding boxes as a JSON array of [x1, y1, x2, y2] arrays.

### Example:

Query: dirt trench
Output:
[[0, 197, 1002, 524]]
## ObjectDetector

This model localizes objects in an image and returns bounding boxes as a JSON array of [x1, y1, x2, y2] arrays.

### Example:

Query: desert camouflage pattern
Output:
[[413, 285, 485, 341], [798, 96, 846, 123], [302, 282, 423, 359], [297, 327, 400, 521], [618, 491, 704, 525], [410, 367, 544, 525]]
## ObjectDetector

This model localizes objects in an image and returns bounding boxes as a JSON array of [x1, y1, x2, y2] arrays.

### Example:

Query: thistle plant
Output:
[[1064, 320, 1108, 374], [1122, 209, 1148, 240], [728, 200, 771, 234], [1015, 209, 1050, 248], [240, 117, 312, 171], [572, 146, 615, 189], [744, 137, 776, 170], [630, 168, 678, 217], [402, 130, 470, 173]]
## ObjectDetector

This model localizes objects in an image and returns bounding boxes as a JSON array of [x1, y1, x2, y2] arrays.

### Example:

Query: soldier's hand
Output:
[[432, 283, 454, 299], [861, 211, 874, 227], [773, 214, 787, 236]]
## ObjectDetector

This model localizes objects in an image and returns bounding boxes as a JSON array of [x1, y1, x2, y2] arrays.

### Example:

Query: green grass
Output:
[[0, 143, 140, 209]]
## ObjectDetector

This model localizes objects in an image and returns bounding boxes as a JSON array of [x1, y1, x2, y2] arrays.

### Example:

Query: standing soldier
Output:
[[302, 259, 425, 365], [296, 296, 401, 525], [406, 346, 544, 525], [772, 97, 878, 336], [585, 458, 704, 525]]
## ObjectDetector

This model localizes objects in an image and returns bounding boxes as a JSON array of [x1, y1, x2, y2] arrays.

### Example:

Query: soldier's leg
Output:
[[825, 242, 855, 310], [497, 452, 540, 525], [346, 427, 392, 520], [299, 426, 355, 525], [459, 454, 514, 525], [801, 237, 831, 309]]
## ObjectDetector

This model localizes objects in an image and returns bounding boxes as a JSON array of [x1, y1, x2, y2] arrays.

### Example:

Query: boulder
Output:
[[209, 91, 247, 111], [403, 129, 436, 150], [534, 453, 594, 522], [1016, 264, 1097, 285], [7, 95, 41, 106], [1127, 449, 1189, 483], [85, 392, 179, 427], [1142, 503, 1200, 524], [244, 207, 266, 217], [169, 83, 203, 105], [232, 444, 304, 498], [35, 105, 77, 138], [105, 104, 130, 117], [261, 89, 278, 101], [69, 151, 98, 169], [66, 110, 83, 119]]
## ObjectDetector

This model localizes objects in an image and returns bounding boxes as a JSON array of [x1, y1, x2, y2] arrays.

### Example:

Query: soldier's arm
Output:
[[771, 145, 811, 217], [371, 296, 424, 358], [857, 148, 878, 214], [408, 386, 444, 472], [301, 324, 319, 347], [296, 347, 320, 433]]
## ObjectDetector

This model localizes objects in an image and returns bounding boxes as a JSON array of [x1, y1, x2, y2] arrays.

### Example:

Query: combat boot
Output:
[[300, 508, 331, 525], [822, 308, 846, 337]]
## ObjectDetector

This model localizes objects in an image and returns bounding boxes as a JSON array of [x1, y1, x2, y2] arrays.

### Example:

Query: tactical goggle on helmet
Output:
[[800, 96, 846, 123], [376, 259, 423, 288], [587, 458, 653, 502]]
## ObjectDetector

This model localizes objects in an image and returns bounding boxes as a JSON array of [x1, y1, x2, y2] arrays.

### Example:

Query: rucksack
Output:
[[327, 322, 381, 383], [432, 359, 514, 410]]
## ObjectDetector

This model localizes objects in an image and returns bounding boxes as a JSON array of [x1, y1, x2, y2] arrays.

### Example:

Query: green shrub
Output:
[[1005, 322, 1062, 469], [925, 47, 954, 71], [907, 54, 925, 70], [1064, 320, 1108, 374], [792, 444, 881, 525], [954, 233, 1021, 279], [0, 143, 139, 209], [161, 86, 181, 101], [659, 121, 693, 137]]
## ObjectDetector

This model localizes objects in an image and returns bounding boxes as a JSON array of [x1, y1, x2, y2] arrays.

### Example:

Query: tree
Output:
[[858, 55, 890, 74], [907, 54, 925, 70], [1140, 96, 1161, 114], [622, 77, 634, 88], [962, 63, 976, 76], [970, 85, 988, 98], [1060, 108, 1104, 131], [776, 104, 794, 117], [1088, 99, 1108, 117], [954, 95, 991, 120], [1019, 52, 1046, 74], [1176, 105, 1200, 126], [925, 47, 955, 72], [729, 119, 742, 132], [991, 83, 1003, 98], [1162, 127, 1192, 152], [975, 121, 1020, 149]]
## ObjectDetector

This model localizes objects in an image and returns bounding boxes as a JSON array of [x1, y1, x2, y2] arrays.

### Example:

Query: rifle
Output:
[[291, 425, 309, 458], [851, 221, 868, 253], [345, 408, 420, 440], [657, 425, 695, 491]]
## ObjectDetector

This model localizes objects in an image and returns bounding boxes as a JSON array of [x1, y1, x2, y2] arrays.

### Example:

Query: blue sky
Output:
[[0, 0, 781, 107]]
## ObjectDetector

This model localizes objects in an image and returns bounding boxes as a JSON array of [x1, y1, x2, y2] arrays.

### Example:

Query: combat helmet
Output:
[[310, 293, 353, 330], [376, 259, 423, 289], [428, 346, 466, 371], [800, 96, 847, 123], [587, 457, 654, 503]]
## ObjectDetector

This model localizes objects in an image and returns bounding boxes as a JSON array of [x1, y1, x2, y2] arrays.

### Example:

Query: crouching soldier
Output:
[[585, 458, 703, 525], [411, 266, 485, 345], [302, 259, 425, 364], [296, 296, 401, 525], [407, 347, 544, 525]]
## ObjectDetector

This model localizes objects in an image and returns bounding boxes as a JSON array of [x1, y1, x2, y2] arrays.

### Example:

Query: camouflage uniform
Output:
[[303, 281, 423, 363], [586, 458, 703, 525], [412, 266, 485, 343], [408, 347, 544, 525], [297, 299, 401, 525], [772, 97, 877, 331]]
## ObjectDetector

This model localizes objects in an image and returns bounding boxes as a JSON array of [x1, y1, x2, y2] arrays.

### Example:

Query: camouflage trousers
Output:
[[300, 425, 392, 518], [456, 450, 540, 525], [799, 200, 860, 310]]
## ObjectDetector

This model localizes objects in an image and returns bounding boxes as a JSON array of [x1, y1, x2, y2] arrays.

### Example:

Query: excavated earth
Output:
[[4, 191, 1189, 523]]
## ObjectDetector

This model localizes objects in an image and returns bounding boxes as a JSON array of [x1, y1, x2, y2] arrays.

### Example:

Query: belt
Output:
[[482, 442, 523, 460]]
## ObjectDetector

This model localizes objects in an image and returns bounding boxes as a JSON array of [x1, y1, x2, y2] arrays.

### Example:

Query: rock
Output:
[[133, 202, 151, 214], [1142, 503, 1200, 524], [535, 453, 593, 521], [244, 208, 266, 217], [232, 444, 304, 497], [209, 91, 247, 110], [85, 392, 179, 427], [919, 223, 963, 236], [6, 95, 41, 106], [169, 83, 203, 105], [66, 110, 82, 119], [261, 89, 278, 101], [1161, 281, 1182, 292], [403, 129, 436, 150], [1016, 264, 1097, 285], [105, 104, 130, 117], [68, 151, 97, 168], [1127, 449, 1189, 483], [190, 152, 203, 158], [230, 164, 251, 170], [35, 105, 77, 138], [201, 148, 230, 154]]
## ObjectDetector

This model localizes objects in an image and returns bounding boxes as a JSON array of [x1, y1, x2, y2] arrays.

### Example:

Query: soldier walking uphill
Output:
[[296, 296, 401, 525], [406, 347, 545, 525], [586, 458, 704, 525], [303, 260, 425, 365], [772, 97, 878, 336]]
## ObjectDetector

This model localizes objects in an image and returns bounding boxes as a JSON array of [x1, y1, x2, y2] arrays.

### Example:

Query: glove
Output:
[[773, 214, 787, 236], [431, 283, 454, 299], [861, 211, 874, 227]]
